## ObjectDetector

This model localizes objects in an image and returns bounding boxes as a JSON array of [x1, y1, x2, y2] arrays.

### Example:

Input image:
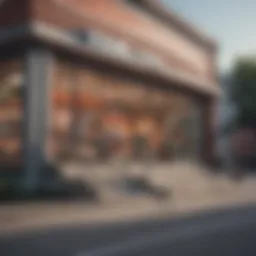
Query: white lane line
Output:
[[76, 217, 256, 256]]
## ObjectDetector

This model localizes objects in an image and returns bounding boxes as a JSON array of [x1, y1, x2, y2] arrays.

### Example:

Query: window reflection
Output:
[[0, 61, 23, 166], [49, 60, 202, 164]]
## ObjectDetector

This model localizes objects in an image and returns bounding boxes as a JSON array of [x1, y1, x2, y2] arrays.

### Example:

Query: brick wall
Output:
[[0, 0, 29, 27], [28, 0, 216, 85], [0, 0, 217, 86]]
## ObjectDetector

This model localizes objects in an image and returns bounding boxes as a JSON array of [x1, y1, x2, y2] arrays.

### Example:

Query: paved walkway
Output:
[[1, 162, 256, 235]]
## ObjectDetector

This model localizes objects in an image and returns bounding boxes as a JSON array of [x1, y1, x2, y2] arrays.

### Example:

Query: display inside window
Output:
[[0, 60, 24, 166], [48, 60, 202, 164]]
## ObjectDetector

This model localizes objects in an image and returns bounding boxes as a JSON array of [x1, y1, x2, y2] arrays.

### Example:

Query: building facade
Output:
[[0, 0, 220, 186]]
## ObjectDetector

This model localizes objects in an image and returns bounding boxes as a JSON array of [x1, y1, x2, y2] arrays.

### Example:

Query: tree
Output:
[[230, 57, 256, 128]]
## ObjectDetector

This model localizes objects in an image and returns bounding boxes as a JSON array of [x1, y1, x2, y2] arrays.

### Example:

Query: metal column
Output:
[[23, 48, 53, 191]]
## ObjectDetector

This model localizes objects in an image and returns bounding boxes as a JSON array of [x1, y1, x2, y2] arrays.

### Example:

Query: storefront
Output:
[[0, 40, 217, 175], [47, 58, 204, 166], [0, 0, 220, 188]]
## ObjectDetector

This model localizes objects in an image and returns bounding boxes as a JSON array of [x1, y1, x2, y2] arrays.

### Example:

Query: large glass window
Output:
[[0, 60, 24, 167], [48, 59, 202, 164]]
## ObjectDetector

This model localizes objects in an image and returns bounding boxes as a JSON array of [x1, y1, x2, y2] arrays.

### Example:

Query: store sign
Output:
[[70, 29, 167, 70]]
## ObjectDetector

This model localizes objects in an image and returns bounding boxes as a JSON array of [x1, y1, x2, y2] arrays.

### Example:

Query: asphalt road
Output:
[[1, 204, 256, 256]]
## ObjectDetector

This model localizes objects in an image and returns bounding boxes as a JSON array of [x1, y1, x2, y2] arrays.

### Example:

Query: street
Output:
[[1, 204, 256, 256]]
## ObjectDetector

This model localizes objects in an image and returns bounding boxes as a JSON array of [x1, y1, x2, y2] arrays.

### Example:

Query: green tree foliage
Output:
[[230, 57, 256, 127]]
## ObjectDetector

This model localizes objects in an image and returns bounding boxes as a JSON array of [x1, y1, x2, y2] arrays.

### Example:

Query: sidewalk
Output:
[[1, 162, 256, 235]]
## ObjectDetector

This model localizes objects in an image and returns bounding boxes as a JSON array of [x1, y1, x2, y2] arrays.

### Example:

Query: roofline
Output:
[[140, 0, 217, 51], [54, 0, 217, 52], [0, 22, 221, 97]]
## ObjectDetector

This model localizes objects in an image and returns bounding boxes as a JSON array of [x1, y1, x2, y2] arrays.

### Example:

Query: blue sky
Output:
[[163, 0, 256, 71]]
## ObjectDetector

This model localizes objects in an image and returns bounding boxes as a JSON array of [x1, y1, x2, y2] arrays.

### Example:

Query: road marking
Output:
[[76, 216, 256, 256]]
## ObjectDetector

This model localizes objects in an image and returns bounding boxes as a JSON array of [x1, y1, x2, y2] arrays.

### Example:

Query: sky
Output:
[[163, 0, 256, 71]]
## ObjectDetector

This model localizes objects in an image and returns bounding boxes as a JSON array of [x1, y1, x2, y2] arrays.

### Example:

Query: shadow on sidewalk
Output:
[[0, 165, 100, 204]]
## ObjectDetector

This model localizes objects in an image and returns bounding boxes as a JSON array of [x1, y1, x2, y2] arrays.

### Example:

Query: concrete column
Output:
[[190, 101, 204, 161], [23, 48, 53, 191], [202, 98, 218, 165]]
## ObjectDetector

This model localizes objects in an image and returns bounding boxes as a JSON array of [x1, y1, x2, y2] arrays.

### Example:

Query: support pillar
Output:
[[202, 98, 218, 165], [23, 48, 53, 192]]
